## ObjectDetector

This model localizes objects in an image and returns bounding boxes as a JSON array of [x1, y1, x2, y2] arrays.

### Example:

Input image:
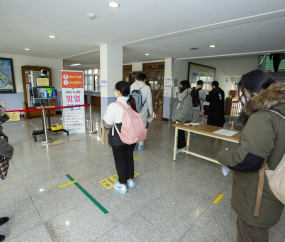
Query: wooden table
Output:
[[173, 123, 241, 164]]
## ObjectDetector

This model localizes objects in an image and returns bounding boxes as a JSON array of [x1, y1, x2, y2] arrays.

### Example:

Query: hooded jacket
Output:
[[217, 82, 285, 228], [171, 88, 193, 122]]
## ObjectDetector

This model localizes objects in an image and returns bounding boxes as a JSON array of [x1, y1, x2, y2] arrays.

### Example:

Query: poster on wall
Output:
[[188, 62, 216, 91], [164, 77, 172, 98], [0, 57, 16, 93], [61, 70, 85, 132]]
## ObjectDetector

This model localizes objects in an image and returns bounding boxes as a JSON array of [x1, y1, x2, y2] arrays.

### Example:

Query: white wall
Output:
[[0, 53, 63, 92]]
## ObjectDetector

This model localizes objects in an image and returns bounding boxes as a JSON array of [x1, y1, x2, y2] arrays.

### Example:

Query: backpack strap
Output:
[[254, 163, 270, 217], [115, 101, 127, 110], [254, 110, 284, 217]]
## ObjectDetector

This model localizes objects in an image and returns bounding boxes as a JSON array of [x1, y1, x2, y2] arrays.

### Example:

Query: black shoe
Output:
[[0, 235, 5, 242], [0, 217, 9, 226]]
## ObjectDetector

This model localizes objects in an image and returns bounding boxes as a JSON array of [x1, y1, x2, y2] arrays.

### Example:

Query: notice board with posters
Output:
[[188, 62, 216, 91], [61, 70, 85, 132]]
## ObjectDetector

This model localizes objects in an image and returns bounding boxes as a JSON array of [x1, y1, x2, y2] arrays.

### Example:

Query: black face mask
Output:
[[180, 87, 185, 93]]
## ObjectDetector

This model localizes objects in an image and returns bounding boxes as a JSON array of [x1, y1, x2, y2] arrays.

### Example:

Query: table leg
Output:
[[173, 127, 178, 161], [186, 131, 191, 153]]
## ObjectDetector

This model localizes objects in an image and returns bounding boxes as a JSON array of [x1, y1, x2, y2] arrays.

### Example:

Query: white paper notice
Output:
[[222, 165, 231, 176], [213, 129, 238, 137]]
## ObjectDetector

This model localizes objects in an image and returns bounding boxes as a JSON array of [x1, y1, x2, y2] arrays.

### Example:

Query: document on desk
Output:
[[221, 165, 231, 176], [213, 129, 238, 137]]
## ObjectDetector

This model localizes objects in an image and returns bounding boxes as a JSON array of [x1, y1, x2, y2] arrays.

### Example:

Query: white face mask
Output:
[[241, 96, 249, 104], [114, 91, 118, 97]]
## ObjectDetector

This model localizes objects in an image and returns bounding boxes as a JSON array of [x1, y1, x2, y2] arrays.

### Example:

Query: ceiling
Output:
[[1, 0, 285, 69]]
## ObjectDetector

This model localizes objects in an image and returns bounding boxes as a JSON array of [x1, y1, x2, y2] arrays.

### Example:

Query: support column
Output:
[[163, 58, 174, 120], [100, 44, 123, 124]]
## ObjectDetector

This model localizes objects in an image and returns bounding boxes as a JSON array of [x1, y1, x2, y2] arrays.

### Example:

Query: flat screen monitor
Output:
[[33, 87, 56, 99], [36, 77, 50, 86]]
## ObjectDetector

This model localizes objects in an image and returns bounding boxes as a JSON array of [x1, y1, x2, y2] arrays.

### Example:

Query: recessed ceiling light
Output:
[[25, 48, 30, 51], [49, 35, 56, 38], [145, 53, 150, 56], [190, 48, 198, 50], [70, 63, 81, 66], [210, 45, 216, 48], [108, 2, 120, 8]]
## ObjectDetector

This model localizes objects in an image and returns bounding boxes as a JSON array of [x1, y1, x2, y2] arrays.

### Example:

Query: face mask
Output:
[[241, 96, 249, 104], [114, 91, 118, 97]]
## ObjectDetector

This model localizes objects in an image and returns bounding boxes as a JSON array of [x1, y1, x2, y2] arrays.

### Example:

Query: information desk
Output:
[[173, 123, 241, 164]]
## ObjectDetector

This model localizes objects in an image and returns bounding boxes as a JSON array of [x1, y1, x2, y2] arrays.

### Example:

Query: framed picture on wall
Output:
[[187, 62, 216, 91], [0, 57, 16, 93]]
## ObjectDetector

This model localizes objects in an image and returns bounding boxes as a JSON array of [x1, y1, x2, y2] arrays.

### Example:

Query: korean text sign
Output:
[[61, 70, 85, 132]]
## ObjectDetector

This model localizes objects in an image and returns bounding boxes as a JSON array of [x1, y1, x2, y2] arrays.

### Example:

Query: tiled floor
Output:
[[0, 111, 284, 242]]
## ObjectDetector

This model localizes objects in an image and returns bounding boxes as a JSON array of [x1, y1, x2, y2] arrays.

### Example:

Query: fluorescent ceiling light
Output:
[[25, 48, 30, 51], [210, 45, 216, 48], [108, 2, 120, 8], [70, 63, 81, 66], [49, 35, 56, 38], [145, 53, 150, 56]]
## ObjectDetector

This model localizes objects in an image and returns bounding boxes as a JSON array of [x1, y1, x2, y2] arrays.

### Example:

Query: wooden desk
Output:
[[173, 123, 241, 164]]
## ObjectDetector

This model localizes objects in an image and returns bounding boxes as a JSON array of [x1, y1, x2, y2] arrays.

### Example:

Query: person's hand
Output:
[[205, 91, 209, 95], [148, 114, 153, 119], [176, 121, 179, 124]]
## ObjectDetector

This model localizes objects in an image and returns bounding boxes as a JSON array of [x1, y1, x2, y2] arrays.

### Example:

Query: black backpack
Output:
[[191, 87, 202, 108]]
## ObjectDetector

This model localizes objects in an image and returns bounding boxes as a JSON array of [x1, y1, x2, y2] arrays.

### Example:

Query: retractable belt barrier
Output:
[[5, 103, 96, 144], [5, 103, 90, 113]]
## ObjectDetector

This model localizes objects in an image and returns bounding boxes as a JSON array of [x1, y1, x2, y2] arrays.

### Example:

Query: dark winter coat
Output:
[[0, 114, 14, 159], [206, 87, 225, 127], [217, 82, 285, 228]]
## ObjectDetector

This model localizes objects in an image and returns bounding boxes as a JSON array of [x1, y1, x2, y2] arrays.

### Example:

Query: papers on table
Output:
[[184, 122, 201, 126], [213, 129, 238, 137], [221, 165, 231, 176]]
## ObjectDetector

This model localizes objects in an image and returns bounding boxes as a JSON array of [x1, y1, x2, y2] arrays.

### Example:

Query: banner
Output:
[[61, 70, 85, 132]]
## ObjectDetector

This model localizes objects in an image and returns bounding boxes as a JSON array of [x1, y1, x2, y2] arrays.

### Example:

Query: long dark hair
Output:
[[115, 81, 137, 112], [238, 69, 274, 99], [180, 80, 190, 93]]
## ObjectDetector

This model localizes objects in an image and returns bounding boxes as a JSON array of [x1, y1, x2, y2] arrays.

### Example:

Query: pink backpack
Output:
[[114, 101, 147, 145]]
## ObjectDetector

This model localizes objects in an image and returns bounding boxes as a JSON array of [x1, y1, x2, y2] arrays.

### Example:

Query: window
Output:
[[83, 69, 100, 92]]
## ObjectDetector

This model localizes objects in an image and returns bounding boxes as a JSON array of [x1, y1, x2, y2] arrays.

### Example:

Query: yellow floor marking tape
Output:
[[59, 180, 77, 188], [134, 157, 139, 160], [213, 194, 224, 204], [99, 172, 140, 189]]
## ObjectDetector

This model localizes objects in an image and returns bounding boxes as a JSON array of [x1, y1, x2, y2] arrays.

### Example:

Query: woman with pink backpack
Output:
[[103, 81, 147, 194]]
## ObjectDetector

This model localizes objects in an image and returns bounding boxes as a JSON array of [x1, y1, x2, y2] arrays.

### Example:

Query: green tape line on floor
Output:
[[66, 174, 109, 214]]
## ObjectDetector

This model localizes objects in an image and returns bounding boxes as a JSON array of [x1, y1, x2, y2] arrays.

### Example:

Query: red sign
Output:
[[61, 71, 83, 89], [25, 76, 29, 84]]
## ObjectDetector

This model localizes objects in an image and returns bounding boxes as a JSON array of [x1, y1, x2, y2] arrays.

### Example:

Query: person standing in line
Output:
[[217, 69, 284, 242], [0, 102, 13, 242], [171, 80, 193, 151], [206, 81, 225, 127], [103, 81, 137, 194], [189, 80, 206, 136], [131, 73, 153, 151]]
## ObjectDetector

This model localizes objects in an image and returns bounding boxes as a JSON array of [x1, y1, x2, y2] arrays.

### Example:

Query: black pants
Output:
[[177, 129, 186, 149], [273, 57, 281, 72], [112, 143, 136, 184]]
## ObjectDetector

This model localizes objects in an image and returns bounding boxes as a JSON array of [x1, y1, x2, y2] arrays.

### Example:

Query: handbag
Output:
[[101, 126, 110, 146], [0, 156, 9, 180]]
